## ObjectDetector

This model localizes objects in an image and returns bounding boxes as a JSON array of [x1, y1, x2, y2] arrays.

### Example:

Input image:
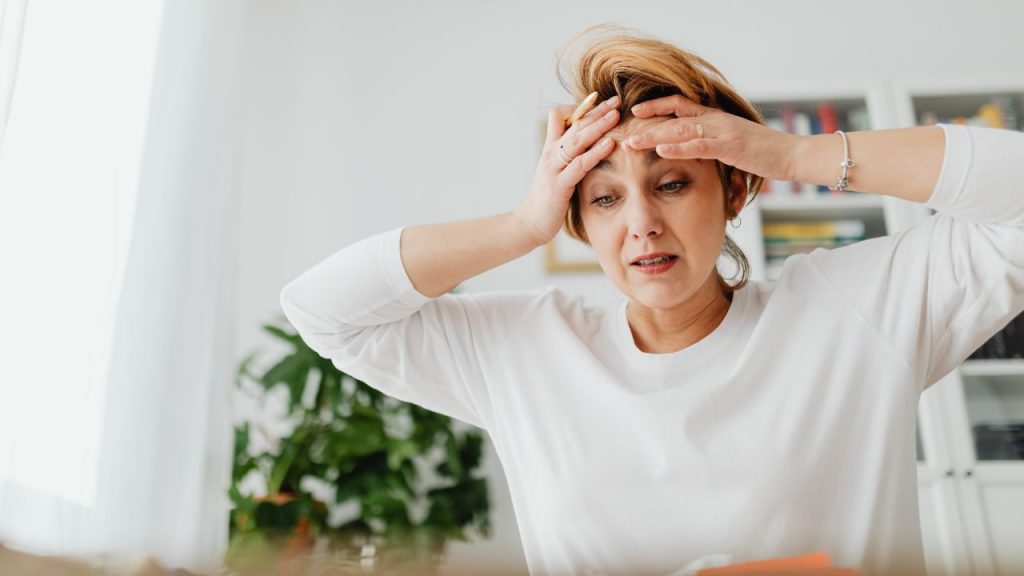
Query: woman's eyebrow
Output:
[[593, 149, 664, 173]]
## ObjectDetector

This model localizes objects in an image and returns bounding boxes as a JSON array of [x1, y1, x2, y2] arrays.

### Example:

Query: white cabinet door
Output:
[[918, 373, 976, 576], [918, 464, 972, 576], [948, 362, 1024, 576], [956, 466, 1024, 576]]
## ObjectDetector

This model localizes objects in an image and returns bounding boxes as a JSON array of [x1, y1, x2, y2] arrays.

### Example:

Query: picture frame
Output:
[[545, 230, 602, 273]]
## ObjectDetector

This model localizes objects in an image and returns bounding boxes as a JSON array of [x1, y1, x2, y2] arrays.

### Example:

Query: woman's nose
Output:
[[626, 193, 663, 239]]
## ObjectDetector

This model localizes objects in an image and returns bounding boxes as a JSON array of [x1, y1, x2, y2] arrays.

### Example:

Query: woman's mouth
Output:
[[631, 255, 678, 275]]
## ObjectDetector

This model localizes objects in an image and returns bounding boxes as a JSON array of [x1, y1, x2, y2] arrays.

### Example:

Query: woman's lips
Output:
[[632, 255, 678, 275]]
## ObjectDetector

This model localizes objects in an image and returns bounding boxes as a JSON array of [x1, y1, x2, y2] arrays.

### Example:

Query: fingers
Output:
[[653, 138, 724, 161], [631, 94, 705, 119], [565, 105, 619, 155], [557, 136, 616, 187], [552, 97, 620, 172], [571, 94, 620, 134], [625, 117, 704, 151], [631, 117, 724, 160], [545, 94, 620, 146], [546, 105, 576, 144]]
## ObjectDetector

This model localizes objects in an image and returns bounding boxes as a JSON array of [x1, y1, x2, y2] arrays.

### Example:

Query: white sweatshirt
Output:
[[280, 124, 1024, 576]]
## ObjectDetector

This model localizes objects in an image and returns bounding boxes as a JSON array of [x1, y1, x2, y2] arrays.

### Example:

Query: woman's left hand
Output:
[[624, 95, 800, 182]]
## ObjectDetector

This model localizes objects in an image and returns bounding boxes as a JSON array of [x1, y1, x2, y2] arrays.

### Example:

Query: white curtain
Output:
[[0, 0, 29, 152], [0, 0, 244, 570]]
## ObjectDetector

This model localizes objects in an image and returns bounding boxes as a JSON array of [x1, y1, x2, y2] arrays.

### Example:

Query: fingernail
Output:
[[604, 109, 617, 119], [606, 95, 620, 107], [601, 137, 612, 147], [631, 104, 641, 114]]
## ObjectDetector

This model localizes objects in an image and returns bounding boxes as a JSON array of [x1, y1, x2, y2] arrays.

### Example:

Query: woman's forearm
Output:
[[790, 125, 946, 204], [401, 212, 540, 298]]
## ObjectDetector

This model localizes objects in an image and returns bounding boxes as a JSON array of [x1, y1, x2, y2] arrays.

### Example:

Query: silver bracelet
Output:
[[829, 130, 855, 193]]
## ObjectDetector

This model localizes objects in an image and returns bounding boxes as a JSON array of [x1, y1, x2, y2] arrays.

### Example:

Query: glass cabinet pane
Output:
[[960, 370, 1024, 461]]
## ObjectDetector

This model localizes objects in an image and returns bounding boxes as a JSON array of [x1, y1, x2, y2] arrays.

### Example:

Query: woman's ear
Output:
[[728, 170, 748, 216]]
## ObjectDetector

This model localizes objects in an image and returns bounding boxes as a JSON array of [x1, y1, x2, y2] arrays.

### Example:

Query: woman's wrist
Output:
[[506, 211, 545, 252], [788, 127, 944, 202], [788, 132, 843, 188]]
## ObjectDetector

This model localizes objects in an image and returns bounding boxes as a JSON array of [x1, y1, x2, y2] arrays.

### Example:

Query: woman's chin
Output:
[[628, 282, 692, 309]]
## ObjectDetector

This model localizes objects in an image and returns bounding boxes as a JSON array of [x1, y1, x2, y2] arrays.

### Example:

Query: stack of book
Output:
[[973, 423, 1024, 461], [762, 220, 866, 281], [918, 94, 1021, 130], [968, 312, 1024, 360], [762, 102, 871, 198]]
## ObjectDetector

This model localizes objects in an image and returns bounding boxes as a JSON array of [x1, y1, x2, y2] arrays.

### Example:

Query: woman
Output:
[[279, 26, 1024, 576]]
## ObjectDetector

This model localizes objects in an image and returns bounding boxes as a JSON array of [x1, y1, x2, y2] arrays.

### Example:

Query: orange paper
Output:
[[697, 551, 861, 576]]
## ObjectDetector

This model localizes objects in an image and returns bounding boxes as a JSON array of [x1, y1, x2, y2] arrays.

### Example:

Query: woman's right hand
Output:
[[513, 94, 621, 247]]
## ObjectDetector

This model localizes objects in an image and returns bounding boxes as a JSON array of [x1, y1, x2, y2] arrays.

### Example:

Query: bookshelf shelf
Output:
[[961, 359, 1024, 378], [958, 369, 1024, 461], [757, 193, 884, 212], [757, 194, 886, 236]]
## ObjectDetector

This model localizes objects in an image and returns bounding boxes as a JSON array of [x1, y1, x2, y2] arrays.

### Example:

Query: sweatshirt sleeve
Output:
[[279, 227, 499, 430], [806, 123, 1024, 393]]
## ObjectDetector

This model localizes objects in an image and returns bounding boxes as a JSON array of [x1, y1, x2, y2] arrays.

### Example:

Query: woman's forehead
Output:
[[591, 117, 704, 173], [607, 115, 673, 139]]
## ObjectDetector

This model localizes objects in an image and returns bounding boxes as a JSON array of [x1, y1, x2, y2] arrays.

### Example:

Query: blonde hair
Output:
[[556, 24, 766, 294]]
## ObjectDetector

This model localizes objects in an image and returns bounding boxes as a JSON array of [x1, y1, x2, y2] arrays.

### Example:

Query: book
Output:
[[762, 220, 866, 240], [847, 106, 870, 131], [818, 103, 839, 135], [917, 94, 1022, 130], [990, 94, 1020, 130], [761, 220, 866, 282], [973, 423, 1024, 461]]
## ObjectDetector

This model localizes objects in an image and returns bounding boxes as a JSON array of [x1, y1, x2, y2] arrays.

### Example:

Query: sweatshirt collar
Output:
[[615, 286, 748, 372]]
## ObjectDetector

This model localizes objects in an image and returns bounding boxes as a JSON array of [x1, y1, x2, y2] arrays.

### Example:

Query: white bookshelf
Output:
[[740, 88, 892, 283], [898, 82, 1024, 576], [745, 82, 1024, 576]]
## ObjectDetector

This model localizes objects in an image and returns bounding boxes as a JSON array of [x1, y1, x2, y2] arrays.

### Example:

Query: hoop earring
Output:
[[729, 215, 742, 229]]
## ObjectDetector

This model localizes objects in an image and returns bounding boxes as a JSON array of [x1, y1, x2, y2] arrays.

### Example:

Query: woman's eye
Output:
[[658, 180, 690, 192], [588, 181, 689, 209]]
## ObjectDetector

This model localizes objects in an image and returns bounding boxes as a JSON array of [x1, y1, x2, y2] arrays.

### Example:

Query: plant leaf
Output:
[[261, 323, 304, 346], [259, 353, 306, 390], [267, 442, 298, 496]]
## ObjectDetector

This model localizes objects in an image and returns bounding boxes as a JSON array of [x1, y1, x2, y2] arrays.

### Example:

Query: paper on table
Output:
[[665, 552, 734, 576], [693, 551, 861, 575]]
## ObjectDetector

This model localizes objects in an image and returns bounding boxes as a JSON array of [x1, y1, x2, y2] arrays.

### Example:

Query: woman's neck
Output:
[[626, 282, 733, 354]]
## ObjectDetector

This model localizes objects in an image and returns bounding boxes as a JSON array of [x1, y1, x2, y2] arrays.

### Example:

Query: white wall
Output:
[[233, 1, 1024, 572]]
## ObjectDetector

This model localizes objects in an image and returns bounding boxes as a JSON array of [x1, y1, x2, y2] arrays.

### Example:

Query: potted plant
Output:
[[228, 310, 492, 574]]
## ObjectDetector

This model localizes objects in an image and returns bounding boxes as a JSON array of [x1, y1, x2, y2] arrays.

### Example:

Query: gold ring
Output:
[[557, 145, 573, 166], [696, 123, 704, 139]]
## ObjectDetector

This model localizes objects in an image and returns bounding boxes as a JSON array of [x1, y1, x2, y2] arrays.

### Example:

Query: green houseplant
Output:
[[228, 310, 492, 573]]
